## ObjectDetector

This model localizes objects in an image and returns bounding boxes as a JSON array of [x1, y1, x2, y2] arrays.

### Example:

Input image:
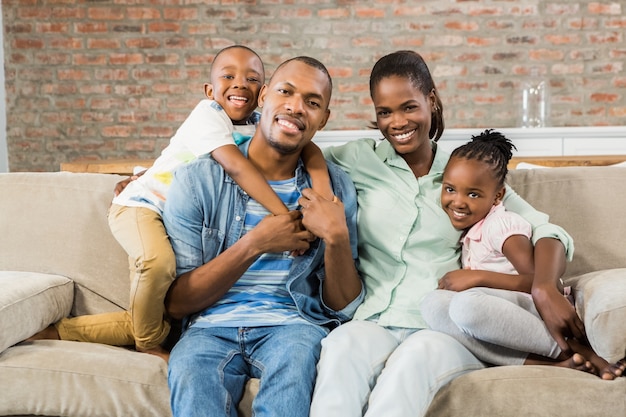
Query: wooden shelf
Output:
[[60, 159, 154, 176], [60, 154, 626, 176], [508, 154, 626, 169]]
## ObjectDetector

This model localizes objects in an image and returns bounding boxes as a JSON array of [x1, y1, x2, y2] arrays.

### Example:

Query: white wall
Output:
[[0, 9, 8, 172]]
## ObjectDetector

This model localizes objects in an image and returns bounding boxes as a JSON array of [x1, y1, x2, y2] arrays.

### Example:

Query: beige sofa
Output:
[[1, 167, 625, 417]]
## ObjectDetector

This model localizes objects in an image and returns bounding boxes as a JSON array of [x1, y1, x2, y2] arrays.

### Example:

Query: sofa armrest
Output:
[[572, 268, 626, 362], [0, 271, 73, 352]]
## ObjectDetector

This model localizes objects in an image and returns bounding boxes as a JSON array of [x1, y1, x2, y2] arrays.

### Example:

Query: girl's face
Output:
[[371, 75, 435, 156], [441, 156, 505, 231]]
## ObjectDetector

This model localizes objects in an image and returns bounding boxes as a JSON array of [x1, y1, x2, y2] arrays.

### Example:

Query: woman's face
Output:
[[371, 75, 434, 156]]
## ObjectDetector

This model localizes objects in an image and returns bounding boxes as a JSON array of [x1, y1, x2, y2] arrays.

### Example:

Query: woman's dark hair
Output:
[[450, 129, 517, 187], [369, 50, 444, 141]]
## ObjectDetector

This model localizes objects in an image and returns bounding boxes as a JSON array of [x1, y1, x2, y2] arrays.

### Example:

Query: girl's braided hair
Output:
[[450, 129, 517, 187]]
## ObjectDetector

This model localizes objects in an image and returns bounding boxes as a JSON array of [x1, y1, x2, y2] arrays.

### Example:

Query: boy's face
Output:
[[205, 48, 264, 124], [256, 60, 331, 155], [441, 156, 505, 231]]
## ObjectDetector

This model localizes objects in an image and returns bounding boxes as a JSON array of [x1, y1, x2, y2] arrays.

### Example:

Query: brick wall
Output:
[[3, 0, 625, 172]]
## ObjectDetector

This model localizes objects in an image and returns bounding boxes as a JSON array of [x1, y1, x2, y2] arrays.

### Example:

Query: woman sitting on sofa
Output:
[[308, 50, 618, 417]]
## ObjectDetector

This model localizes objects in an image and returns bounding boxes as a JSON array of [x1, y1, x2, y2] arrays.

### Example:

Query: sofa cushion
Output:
[[574, 268, 626, 362], [0, 340, 171, 417], [425, 365, 626, 417], [506, 167, 626, 278], [0, 172, 130, 315], [0, 271, 73, 352]]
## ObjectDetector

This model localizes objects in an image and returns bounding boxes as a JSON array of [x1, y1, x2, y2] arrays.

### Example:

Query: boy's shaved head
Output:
[[211, 45, 265, 81]]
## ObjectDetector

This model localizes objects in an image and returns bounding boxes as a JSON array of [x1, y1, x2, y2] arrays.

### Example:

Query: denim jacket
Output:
[[163, 140, 363, 330]]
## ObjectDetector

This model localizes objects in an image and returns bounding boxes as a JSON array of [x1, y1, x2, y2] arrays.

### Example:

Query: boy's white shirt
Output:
[[112, 99, 258, 215]]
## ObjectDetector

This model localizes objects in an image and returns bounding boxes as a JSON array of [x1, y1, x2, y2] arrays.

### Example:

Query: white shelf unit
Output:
[[313, 126, 626, 157]]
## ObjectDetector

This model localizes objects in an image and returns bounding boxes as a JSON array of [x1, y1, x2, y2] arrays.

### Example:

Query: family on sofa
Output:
[[27, 46, 625, 417]]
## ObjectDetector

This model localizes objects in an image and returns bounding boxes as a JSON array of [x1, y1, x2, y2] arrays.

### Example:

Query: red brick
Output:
[[41, 83, 77, 95], [82, 112, 115, 123], [88, 39, 122, 49], [148, 22, 181, 33], [590, 92, 620, 103], [164, 8, 198, 20], [588, 2, 622, 15], [52, 7, 86, 19], [14, 38, 44, 49], [609, 107, 626, 117], [131, 68, 166, 80], [140, 126, 175, 138], [317, 8, 350, 18], [127, 8, 161, 20], [545, 34, 580, 45], [49, 38, 84, 49], [102, 126, 137, 138], [328, 67, 353, 78], [17, 8, 51, 20], [122, 139, 157, 151], [95, 69, 129, 81], [588, 32, 621, 43], [118, 111, 152, 123], [87, 7, 125, 20], [75, 22, 108, 34], [36, 22, 69, 33], [355, 8, 385, 19], [445, 21, 480, 31], [109, 53, 144, 65], [125, 38, 161, 49], [73, 54, 108, 65]]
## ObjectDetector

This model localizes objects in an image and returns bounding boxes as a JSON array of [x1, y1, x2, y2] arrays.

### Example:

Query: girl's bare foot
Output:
[[525, 352, 597, 374], [558, 353, 597, 374], [25, 324, 60, 341], [600, 357, 626, 380], [567, 338, 616, 379], [137, 345, 170, 363]]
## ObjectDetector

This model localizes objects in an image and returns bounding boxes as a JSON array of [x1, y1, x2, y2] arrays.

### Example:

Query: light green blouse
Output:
[[324, 138, 574, 329]]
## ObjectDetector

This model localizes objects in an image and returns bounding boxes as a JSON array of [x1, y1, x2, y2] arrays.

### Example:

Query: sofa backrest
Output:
[[0, 172, 129, 316], [506, 166, 626, 278], [1, 167, 623, 316]]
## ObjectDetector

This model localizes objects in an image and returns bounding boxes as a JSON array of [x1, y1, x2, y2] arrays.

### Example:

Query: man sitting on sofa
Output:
[[162, 55, 363, 417]]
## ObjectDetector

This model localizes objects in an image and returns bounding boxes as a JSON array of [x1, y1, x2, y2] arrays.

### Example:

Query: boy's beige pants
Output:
[[56, 204, 175, 351]]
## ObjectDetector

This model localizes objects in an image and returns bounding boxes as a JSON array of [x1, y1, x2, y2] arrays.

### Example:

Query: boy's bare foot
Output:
[[25, 324, 60, 341], [137, 345, 170, 363]]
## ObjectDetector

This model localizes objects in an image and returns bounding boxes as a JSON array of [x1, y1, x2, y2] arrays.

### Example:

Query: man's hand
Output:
[[247, 210, 315, 255], [532, 283, 586, 353], [298, 188, 361, 311], [113, 169, 146, 196], [298, 188, 348, 244]]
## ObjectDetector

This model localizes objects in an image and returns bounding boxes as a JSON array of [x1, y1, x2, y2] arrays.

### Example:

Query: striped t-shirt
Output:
[[189, 177, 312, 329]]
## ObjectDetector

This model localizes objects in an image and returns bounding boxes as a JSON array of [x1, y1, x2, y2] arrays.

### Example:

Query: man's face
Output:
[[257, 60, 331, 155]]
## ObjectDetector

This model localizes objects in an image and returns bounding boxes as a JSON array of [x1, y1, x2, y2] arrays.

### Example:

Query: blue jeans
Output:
[[168, 324, 328, 417]]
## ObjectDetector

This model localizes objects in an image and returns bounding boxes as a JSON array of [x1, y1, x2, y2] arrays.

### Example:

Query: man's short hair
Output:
[[271, 56, 333, 101]]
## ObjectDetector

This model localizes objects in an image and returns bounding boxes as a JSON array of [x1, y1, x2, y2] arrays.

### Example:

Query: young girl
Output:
[[422, 129, 625, 379], [29, 45, 333, 362]]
